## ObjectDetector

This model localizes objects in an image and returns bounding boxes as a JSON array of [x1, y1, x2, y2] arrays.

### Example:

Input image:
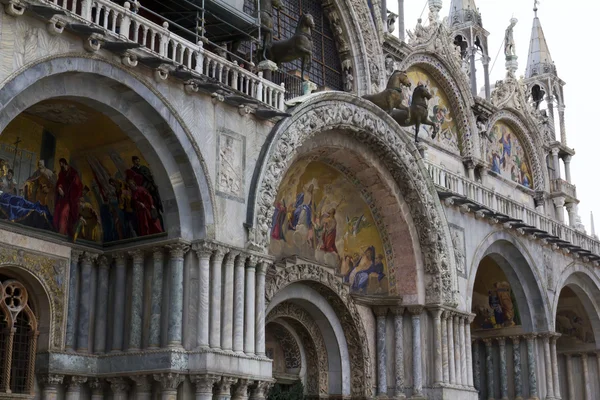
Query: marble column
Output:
[[94, 256, 110, 354], [66, 376, 87, 400], [195, 244, 212, 348], [108, 377, 129, 400], [447, 312, 456, 385], [374, 306, 388, 397], [581, 353, 591, 400], [453, 314, 462, 386], [565, 354, 574, 400], [40, 374, 64, 400], [550, 335, 560, 399], [393, 307, 406, 398], [459, 316, 468, 386], [255, 261, 268, 356], [66, 250, 82, 351], [210, 246, 226, 349], [526, 334, 539, 400], [511, 336, 523, 400], [232, 379, 250, 400], [222, 251, 238, 351], [128, 250, 145, 350], [112, 253, 127, 352], [131, 375, 152, 400], [89, 379, 104, 400], [167, 244, 189, 347], [441, 311, 450, 384], [498, 338, 508, 400], [542, 334, 555, 399], [483, 338, 494, 400], [149, 247, 164, 349], [216, 377, 236, 400], [472, 339, 481, 391], [430, 308, 443, 386], [551, 148, 561, 179], [397, 0, 404, 41], [408, 306, 425, 398], [233, 254, 246, 353], [244, 257, 257, 354], [465, 315, 474, 387], [154, 373, 185, 400], [77, 253, 96, 352], [558, 107, 567, 146], [193, 374, 220, 400], [563, 155, 572, 183]]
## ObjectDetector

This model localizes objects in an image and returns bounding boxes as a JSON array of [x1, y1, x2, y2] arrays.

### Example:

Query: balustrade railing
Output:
[[551, 178, 577, 199], [41, 0, 285, 110], [426, 161, 600, 256]]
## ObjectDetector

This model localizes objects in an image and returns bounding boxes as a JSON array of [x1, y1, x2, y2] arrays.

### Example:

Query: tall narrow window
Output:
[[0, 278, 38, 395]]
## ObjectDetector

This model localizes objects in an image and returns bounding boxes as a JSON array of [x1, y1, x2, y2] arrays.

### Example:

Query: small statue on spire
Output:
[[504, 18, 518, 58]]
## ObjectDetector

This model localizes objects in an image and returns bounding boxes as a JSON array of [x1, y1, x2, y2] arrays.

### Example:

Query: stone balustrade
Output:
[[425, 161, 600, 259], [551, 178, 577, 199], [33, 0, 285, 109], [38, 373, 272, 400]]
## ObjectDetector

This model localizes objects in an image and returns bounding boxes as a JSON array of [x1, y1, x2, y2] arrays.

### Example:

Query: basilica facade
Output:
[[0, 0, 596, 399]]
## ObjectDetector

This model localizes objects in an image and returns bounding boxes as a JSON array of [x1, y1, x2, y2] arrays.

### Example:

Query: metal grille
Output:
[[10, 313, 30, 393], [244, 0, 343, 91]]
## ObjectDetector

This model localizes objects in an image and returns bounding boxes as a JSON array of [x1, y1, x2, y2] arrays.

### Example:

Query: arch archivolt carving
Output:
[[486, 111, 547, 192], [251, 92, 457, 305], [267, 304, 328, 396], [0, 245, 67, 349], [265, 263, 372, 397], [399, 52, 477, 158]]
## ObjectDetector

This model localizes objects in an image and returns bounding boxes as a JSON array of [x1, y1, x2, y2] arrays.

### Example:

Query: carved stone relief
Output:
[[216, 129, 245, 201], [449, 224, 466, 277], [544, 253, 554, 291]]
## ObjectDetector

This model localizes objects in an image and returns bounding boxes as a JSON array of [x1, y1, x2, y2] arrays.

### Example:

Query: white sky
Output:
[[387, 0, 599, 234]]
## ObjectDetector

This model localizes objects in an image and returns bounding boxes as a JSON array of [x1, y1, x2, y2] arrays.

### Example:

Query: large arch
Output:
[[0, 54, 215, 241], [467, 230, 551, 332], [249, 92, 457, 305]]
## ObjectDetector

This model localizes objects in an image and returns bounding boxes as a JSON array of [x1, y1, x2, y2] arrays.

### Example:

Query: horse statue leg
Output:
[[420, 118, 439, 140], [414, 121, 420, 143]]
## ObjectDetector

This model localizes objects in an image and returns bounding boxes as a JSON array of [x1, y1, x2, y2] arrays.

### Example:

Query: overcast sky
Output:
[[387, 0, 599, 234]]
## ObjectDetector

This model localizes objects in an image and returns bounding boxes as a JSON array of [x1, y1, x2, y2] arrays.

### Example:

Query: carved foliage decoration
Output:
[[268, 322, 302, 370], [265, 263, 373, 397], [254, 93, 456, 305], [0, 244, 68, 349]]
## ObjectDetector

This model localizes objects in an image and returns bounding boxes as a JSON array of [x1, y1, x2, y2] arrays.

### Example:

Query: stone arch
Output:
[[266, 319, 308, 389], [553, 263, 600, 345], [249, 92, 457, 305], [0, 54, 215, 241], [486, 110, 548, 193], [265, 264, 373, 398], [467, 230, 551, 332], [267, 303, 329, 396], [399, 52, 477, 157]]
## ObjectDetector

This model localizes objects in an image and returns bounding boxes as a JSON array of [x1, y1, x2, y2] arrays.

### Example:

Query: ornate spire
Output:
[[448, 0, 482, 26], [525, 2, 555, 78]]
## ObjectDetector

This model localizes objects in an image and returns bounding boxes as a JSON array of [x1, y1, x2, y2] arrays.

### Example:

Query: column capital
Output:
[[406, 305, 424, 315], [107, 377, 129, 394], [563, 155, 572, 163], [154, 372, 185, 390], [217, 376, 237, 394], [39, 374, 65, 387], [128, 249, 145, 262], [113, 252, 128, 263], [551, 147, 560, 156], [225, 250, 241, 264], [550, 332, 561, 342], [524, 333, 538, 340], [152, 246, 165, 259], [97, 255, 110, 269], [212, 243, 228, 259], [580, 352, 589, 360], [192, 241, 214, 258], [256, 261, 270, 276], [81, 251, 99, 263], [234, 253, 247, 268], [553, 196, 565, 208], [482, 338, 493, 346], [496, 337, 506, 346], [130, 375, 152, 392], [391, 306, 405, 316], [509, 335, 521, 345], [88, 378, 105, 393], [250, 380, 273, 399], [373, 306, 389, 317], [247, 255, 259, 268], [192, 374, 220, 393], [441, 310, 452, 320], [71, 249, 84, 261], [67, 376, 88, 391], [233, 378, 250, 398], [166, 243, 190, 259], [428, 306, 443, 319]]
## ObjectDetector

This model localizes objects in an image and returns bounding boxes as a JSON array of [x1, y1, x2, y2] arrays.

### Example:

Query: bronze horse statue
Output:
[[391, 83, 439, 143], [267, 14, 315, 81], [362, 70, 411, 114]]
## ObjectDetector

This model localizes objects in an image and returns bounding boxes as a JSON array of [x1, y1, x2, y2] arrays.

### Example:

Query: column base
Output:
[[425, 386, 478, 400]]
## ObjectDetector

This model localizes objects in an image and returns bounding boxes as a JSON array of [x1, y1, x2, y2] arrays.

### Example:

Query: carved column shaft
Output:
[[66, 376, 88, 400], [77, 253, 95, 352], [453, 315, 462, 386], [459, 316, 467, 386], [543, 335, 555, 398], [498, 338, 508, 400], [40, 375, 65, 400], [194, 374, 219, 400], [167, 245, 189, 347], [222, 251, 237, 351], [233, 255, 246, 353], [112, 253, 127, 351], [149, 248, 164, 348], [526, 335, 539, 399], [511, 337, 523, 400], [441, 312, 449, 384], [447, 313, 456, 384], [94, 257, 110, 353], [409, 307, 424, 397], [469, 48, 477, 98], [129, 250, 145, 350], [210, 248, 225, 348], [431, 308, 443, 385], [196, 246, 212, 348], [484, 339, 494, 400], [550, 335, 560, 399], [394, 308, 405, 398], [375, 307, 388, 396], [559, 108, 567, 146], [255, 262, 268, 356], [66, 251, 82, 350], [397, 0, 405, 41], [582, 354, 591, 400], [565, 354, 574, 400], [465, 317, 474, 387], [244, 260, 257, 354], [472, 339, 481, 391]]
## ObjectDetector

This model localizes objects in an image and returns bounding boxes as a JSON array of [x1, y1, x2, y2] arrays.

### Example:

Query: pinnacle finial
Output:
[[534, 0, 539, 16]]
